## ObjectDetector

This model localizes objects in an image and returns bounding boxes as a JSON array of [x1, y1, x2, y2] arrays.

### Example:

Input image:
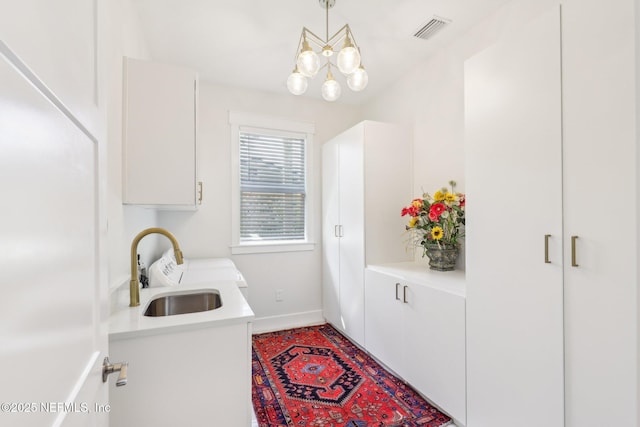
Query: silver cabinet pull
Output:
[[103, 357, 128, 387], [197, 181, 203, 204], [544, 234, 551, 263], [403, 285, 408, 304], [395, 283, 400, 300], [334, 225, 339, 237], [571, 236, 579, 267]]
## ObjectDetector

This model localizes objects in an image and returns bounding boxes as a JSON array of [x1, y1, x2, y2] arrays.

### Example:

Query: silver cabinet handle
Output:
[[544, 234, 551, 264], [334, 225, 339, 237], [103, 357, 128, 387], [571, 235, 579, 267], [197, 181, 203, 204], [395, 283, 400, 300], [403, 285, 408, 304]]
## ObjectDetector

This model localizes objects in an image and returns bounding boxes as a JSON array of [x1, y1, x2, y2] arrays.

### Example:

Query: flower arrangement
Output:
[[401, 181, 465, 256]]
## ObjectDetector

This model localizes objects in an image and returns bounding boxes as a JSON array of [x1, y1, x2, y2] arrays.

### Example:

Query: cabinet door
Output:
[[364, 269, 403, 374], [403, 282, 466, 424], [464, 6, 564, 427], [561, 2, 637, 425], [322, 140, 341, 329], [123, 58, 197, 207], [337, 130, 365, 346]]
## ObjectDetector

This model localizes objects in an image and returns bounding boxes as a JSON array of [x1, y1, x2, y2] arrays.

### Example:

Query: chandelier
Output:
[[287, 0, 368, 102]]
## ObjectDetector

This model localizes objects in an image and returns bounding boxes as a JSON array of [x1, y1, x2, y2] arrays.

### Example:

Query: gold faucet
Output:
[[130, 227, 184, 307]]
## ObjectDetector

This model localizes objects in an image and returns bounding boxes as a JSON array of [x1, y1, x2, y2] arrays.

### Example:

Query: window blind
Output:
[[239, 131, 306, 242]]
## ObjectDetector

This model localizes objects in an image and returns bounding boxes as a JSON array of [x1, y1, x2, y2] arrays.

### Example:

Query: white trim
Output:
[[231, 242, 315, 255], [251, 310, 325, 334], [229, 110, 315, 134], [229, 111, 315, 253]]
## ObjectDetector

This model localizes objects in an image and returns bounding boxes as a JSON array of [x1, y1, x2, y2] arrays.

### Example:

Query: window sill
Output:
[[231, 241, 316, 255]]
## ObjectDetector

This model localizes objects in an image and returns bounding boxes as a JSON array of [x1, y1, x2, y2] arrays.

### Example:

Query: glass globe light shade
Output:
[[296, 49, 320, 78], [337, 46, 361, 75], [287, 71, 308, 95], [347, 66, 368, 92], [322, 77, 341, 102]]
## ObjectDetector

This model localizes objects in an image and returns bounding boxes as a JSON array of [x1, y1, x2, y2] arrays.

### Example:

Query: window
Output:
[[230, 112, 315, 254]]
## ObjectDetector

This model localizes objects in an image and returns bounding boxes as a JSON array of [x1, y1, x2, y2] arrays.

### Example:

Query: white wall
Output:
[[105, 0, 161, 291], [158, 83, 362, 326], [361, 0, 558, 269], [362, 0, 558, 192]]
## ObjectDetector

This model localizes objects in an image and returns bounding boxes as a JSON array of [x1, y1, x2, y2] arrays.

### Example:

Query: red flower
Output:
[[429, 203, 446, 218], [458, 195, 466, 207], [401, 205, 420, 217]]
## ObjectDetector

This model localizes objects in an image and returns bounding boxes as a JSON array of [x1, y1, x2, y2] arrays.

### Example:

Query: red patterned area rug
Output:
[[252, 324, 452, 427]]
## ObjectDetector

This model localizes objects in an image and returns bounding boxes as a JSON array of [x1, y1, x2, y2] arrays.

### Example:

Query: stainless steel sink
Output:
[[143, 291, 222, 317]]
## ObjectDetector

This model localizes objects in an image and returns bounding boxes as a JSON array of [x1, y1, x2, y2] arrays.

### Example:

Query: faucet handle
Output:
[[174, 249, 184, 264], [102, 357, 128, 387]]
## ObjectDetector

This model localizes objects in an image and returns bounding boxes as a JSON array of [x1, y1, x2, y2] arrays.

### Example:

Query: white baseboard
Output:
[[251, 310, 325, 334]]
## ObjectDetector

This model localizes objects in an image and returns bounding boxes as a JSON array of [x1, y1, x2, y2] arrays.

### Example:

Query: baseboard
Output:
[[251, 310, 325, 334]]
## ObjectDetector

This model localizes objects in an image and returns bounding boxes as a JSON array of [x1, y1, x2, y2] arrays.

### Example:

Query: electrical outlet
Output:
[[275, 289, 284, 302]]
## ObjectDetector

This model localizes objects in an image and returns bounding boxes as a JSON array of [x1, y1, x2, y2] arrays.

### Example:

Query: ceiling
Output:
[[130, 0, 511, 105]]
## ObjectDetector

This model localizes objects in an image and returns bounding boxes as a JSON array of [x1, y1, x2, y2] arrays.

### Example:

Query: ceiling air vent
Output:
[[413, 16, 451, 40]]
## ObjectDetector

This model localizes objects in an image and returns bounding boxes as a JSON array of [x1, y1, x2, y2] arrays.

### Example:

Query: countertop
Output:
[[367, 261, 466, 298], [109, 280, 255, 341]]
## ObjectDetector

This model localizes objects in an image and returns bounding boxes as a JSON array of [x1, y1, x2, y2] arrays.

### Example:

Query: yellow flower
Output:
[[431, 226, 443, 240], [434, 191, 445, 202], [411, 199, 423, 208], [445, 193, 456, 203], [408, 217, 419, 228]]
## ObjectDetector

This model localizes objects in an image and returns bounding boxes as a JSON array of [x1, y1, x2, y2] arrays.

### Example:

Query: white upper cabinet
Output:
[[122, 57, 200, 209]]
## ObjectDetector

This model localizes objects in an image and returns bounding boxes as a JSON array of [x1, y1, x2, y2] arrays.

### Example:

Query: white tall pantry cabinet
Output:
[[322, 121, 412, 346], [465, 2, 638, 427]]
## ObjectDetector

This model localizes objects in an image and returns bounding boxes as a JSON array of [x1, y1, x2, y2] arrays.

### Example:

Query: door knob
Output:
[[102, 357, 128, 387]]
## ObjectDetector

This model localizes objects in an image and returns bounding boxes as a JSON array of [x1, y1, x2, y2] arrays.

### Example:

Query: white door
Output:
[[561, 1, 637, 425], [464, 6, 564, 427], [363, 269, 404, 373], [403, 282, 466, 424], [337, 126, 365, 347], [322, 139, 342, 329], [0, 23, 108, 427]]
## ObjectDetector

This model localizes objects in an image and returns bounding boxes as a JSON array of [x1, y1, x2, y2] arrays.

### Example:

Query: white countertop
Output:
[[109, 280, 255, 341], [367, 261, 466, 298]]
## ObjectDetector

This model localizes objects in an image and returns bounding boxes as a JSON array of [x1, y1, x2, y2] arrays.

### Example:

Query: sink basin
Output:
[[144, 291, 222, 317]]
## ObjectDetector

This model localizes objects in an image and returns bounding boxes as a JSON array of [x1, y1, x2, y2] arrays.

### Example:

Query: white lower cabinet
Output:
[[365, 264, 466, 425], [109, 321, 252, 426]]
